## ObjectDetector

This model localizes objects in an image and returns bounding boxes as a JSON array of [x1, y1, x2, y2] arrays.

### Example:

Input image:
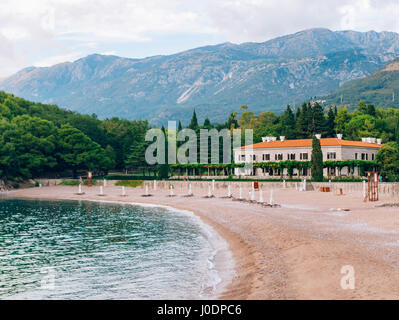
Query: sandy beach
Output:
[[3, 183, 399, 300]]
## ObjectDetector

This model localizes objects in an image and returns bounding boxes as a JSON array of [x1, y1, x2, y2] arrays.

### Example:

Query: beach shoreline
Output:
[[3, 184, 399, 300]]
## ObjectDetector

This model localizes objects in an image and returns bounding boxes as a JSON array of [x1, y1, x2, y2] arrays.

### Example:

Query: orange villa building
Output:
[[234, 135, 383, 178]]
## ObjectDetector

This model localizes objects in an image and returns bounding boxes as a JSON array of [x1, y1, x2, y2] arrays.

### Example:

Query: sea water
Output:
[[0, 199, 232, 300]]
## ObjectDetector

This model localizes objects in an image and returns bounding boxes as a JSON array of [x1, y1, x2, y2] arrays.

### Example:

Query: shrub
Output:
[[59, 179, 98, 186], [105, 174, 156, 181], [114, 180, 144, 188]]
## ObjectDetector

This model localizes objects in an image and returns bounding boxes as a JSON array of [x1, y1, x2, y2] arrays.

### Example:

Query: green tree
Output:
[[311, 136, 324, 182], [326, 107, 336, 137], [158, 126, 169, 179], [357, 100, 368, 114], [56, 124, 112, 177], [296, 103, 311, 138], [280, 105, 296, 139], [188, 109, 199, 130], [310, 102, 326, 136], [125, 140, 148, 175], [376, 142, 399, 176], [5, 115, 58, 178], [395, 116, 399, 145], [203, 118, 212, 129], [335, 107, 352, 135], [345, 115, 379, 140], [0, 118, 19, 179], [224, 112, 239, 129]]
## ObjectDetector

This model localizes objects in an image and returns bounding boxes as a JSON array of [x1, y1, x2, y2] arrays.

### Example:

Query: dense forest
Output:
[[1, 90, 399, 181], [0, 91, 149, 180]]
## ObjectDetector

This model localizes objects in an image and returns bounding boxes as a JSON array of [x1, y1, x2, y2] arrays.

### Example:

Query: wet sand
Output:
[[4, 184, 399, 300]]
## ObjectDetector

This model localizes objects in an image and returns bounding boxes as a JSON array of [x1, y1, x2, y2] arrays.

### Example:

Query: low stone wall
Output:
[[35, 179, 118, 187], [35, 179, 63, 186]]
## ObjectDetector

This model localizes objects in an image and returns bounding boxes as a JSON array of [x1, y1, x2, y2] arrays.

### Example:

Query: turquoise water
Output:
[[0, 199, 227, 299]]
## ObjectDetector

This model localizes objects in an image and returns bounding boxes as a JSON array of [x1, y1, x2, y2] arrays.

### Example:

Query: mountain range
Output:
[[1, 28, 399, 124]]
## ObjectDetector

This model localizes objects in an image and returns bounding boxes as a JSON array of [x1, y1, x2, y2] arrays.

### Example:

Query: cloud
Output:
[[203, 0, 399, 42], [1, 0, 399, 77]]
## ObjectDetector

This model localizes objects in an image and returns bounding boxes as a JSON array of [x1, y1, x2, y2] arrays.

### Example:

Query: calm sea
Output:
[[0, 199, 232, 300]]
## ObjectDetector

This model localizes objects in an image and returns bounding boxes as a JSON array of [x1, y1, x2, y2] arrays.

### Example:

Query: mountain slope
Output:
[[1, 28, 399, 123], [324, 58, 399, 108]]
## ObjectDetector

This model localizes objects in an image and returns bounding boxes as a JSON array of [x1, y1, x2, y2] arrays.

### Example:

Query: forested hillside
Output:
[[0, 91, 149, 180], [324, 58, 399, 108]]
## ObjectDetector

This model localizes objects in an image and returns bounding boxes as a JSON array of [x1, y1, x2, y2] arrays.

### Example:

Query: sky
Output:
[[1, 0, 399, 77]]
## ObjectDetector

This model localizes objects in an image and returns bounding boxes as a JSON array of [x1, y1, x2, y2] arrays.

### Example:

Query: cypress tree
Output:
[[158, 125, 169, 179], [188, 109, 199, 130], [178, 120, 183, 132], [311, 136, 324, 182]]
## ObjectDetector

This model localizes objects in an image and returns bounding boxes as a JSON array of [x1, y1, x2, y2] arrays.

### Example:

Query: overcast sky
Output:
[[1, 0, 399, 77]]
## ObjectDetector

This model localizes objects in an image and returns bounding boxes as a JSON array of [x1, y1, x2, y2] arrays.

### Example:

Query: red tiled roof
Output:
[[241, 138, 383, 149]]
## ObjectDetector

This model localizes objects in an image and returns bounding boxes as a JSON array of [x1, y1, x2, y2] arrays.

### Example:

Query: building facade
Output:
[[234, 135, 382, 178]]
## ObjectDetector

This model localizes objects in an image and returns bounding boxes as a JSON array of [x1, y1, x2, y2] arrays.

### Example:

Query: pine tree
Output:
[[311, 102, 326, 136], [296, 103, 310, 138], [326, 107, 336, 137], [125, 141, 147, 175], [311, 136, 324, 182], [203, 118, 211, 129], [188, 109, 199, 130], [280, 105, 296, 139]]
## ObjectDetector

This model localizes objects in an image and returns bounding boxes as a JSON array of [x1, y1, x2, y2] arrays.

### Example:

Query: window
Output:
[[253, 155, 256, 161], [366, 154, 368, 161], [274, 154, 283, 161], [327, 152, 337, 160], [240, 154, 245, 161], [262, 154, 270, 161], [355, 153, 358, 160], [361, 153, 366, 160], [288, 153, 296, 160], [300, 153, 308, 160], [372, 154, 375, 161]]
